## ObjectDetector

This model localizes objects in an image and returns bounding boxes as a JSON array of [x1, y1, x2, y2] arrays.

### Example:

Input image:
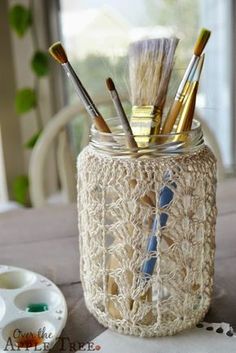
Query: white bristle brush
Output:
[[128, 37, 179, 143]]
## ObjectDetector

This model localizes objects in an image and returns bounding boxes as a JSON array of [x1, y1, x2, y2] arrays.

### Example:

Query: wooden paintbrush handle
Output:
[[107, 182, 155, 319], [127, 135, 138, 150], [94, 115, 112, 133], [161, 100, 182, 134], [107, 257, 122, 319], [107, 247, 134, 319], [129, 179, 155, 207]]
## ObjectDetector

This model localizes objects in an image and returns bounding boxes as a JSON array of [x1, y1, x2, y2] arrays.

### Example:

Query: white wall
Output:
[[199, 0, 233, 170], [0, 128, 8, 203]]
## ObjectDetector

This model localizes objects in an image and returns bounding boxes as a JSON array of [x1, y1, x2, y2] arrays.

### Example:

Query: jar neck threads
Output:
[[90, 117, 204, 157]]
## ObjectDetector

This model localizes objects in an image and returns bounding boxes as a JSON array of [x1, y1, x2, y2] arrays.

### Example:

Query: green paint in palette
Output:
[[26, 303, 49, 312]]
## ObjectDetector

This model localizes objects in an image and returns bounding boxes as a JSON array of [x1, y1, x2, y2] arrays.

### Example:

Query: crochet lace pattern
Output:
[[77, 145, 217, 337]]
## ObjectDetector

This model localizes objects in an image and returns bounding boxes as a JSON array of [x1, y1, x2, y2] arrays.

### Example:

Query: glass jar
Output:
[[77, 118, 217, 337]]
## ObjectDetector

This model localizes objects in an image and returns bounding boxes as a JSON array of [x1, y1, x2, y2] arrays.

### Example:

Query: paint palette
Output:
[[0, 265, 67, 352]]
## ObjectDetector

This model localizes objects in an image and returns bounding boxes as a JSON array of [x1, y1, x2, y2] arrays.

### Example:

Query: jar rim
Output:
[[89, 117, 204, 156]]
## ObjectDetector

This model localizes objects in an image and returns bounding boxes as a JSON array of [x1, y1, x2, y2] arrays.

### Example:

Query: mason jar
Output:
[[77, 118, 217, 337]]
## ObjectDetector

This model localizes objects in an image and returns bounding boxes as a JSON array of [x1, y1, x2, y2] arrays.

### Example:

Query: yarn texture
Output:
[[77, 145, 217, 337]]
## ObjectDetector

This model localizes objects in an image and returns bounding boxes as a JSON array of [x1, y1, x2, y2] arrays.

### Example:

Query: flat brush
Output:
[[162, 28, 211, 134], [129, 37, 179, 145], [49, 42, 111, 134], [106, 77, 138, 150]]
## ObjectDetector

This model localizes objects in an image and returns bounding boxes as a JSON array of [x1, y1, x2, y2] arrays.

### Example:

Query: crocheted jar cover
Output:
[[77, 145, 217, 337]]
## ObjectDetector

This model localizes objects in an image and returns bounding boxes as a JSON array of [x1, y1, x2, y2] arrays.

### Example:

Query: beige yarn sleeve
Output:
[[77, 145, 217, 337]]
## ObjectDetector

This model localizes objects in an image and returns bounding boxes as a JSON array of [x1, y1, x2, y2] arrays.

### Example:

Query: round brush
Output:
[[49, 42, 111, 134], [106, 77, 138, 150], [176, 54, 205, 134], [162, 28, 211, 134]]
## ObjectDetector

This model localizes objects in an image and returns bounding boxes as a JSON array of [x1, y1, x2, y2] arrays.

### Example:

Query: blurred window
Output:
[[59, 0, 234, 172]]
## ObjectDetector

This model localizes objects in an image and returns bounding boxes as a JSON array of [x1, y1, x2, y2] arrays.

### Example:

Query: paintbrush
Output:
[[140, 180, 176, 280], [128, 37, 179, 145], [138, 56, 205, 293], [161, 28, 211, 134], [176, 54, 205, 134], [125, 37, 178, 320], [105, 77, 138, 318], [139, 56, 205, 285], [106, 77, 138, 150], [49, 42, 111, 134]]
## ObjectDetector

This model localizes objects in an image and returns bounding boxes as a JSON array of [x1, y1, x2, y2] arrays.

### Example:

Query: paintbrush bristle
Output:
[[106, 77, 115, 91], [155, 37, 179, 109], [193, 28, 211, 56], [49, 42, 68, 64], [129, 37, 179, 110]]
